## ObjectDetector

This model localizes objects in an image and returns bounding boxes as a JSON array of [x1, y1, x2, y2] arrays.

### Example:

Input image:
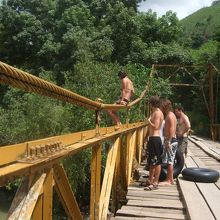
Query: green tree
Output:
[[0, 4, 45, 66]]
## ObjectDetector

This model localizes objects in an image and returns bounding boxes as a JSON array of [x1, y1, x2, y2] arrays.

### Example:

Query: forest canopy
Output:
[[0, 0, 219, 217]]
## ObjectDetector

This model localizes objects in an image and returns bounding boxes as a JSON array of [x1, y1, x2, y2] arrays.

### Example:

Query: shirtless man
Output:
[[174, 106, 191, 157], [160, 99, 178, 185], [108, 71, 134, 125], [144, 96, 164, 190]]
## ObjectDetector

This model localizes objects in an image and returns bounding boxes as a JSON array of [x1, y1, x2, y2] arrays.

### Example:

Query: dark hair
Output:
[[160, 99, 173, 116], [174, 105, 184, 112], [118, 71, 127, 79], [149, 96, 160, 108]]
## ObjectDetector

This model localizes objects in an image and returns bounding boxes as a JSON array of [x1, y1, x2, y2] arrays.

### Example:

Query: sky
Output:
[[139, 0, 214, 19]]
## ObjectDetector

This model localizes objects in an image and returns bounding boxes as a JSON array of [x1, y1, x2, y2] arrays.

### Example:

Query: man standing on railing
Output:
[[108, 71, 134, 126], [144, 96, 164, 190], [174, 105, 191, 158]]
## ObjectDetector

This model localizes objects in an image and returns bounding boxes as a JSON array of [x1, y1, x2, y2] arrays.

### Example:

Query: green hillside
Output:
[[180, 1, 220, 38]]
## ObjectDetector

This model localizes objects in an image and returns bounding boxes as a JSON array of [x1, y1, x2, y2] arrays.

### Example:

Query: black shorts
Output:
[[147, 136, 163, 165]]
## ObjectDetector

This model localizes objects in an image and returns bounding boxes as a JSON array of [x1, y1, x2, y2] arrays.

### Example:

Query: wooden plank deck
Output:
[[111, 137, 220, 220]]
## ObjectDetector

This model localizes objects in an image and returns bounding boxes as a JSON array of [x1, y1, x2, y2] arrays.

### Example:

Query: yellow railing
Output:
[[0, 122, 147, 220], [0, 61, 151, 220]]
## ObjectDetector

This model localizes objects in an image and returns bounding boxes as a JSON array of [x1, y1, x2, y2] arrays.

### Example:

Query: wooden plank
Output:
[[215, 181, 220, 189], [127, 189, 180, 196], [200, 157, 215, 160], [113, 217, 179, 220], [117, 206, 185, 219], [202, 161, 220, 165], [185, 155, 198, 167], [129, 184, 178, 190], [197, 183, 220, 219], [201, 164, 220, 169], [178, 176, 215, 220], [189, 138, 220, 161], [127, 194, 180, 200], [179, 155, 215, 220], [119, 206, 185, 215], [128, 186, 179, 193], [192, 155, 218, 168], [126, 198, 184, 209], [189, 155, 220, 220]]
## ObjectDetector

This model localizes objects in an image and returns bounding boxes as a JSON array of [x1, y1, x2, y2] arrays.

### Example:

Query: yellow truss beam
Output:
[[53, 164, 83, 220], [0, 122, 146, 186], [99, 137, 120, 220], [7, 173, 46, 220]]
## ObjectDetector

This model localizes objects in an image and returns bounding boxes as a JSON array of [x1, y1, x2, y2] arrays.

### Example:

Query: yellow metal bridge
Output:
[[0, 61, 219, 220]]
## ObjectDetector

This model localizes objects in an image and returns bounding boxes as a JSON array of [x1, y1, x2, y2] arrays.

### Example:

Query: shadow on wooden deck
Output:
[[111, 136, 220, 220]]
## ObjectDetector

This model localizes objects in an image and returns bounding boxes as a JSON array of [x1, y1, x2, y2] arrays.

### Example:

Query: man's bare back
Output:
[[121, 77, 134, 102], [108, 71, 134, 125]]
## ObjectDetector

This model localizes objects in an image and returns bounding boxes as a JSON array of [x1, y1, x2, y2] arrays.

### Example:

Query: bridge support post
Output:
[[126, 131, 137, 185], [99, 137, 120, 220], [90, 144, 102, 220], [208, 64, 215, 140], [33, 194, 43, 220], [137, 128, 144, 164], [111, 137, 122, 214], [119, 135, 129, 201]]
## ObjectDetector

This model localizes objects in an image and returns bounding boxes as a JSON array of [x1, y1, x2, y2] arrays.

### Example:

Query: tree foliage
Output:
[[1, 0, 218, 216]]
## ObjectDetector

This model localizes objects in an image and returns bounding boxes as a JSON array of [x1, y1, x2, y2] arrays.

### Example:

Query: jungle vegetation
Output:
[[0, 0, 219, 218]]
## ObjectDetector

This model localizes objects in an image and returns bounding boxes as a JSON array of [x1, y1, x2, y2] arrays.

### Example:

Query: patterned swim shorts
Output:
[[162, 139, 178, 165]]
